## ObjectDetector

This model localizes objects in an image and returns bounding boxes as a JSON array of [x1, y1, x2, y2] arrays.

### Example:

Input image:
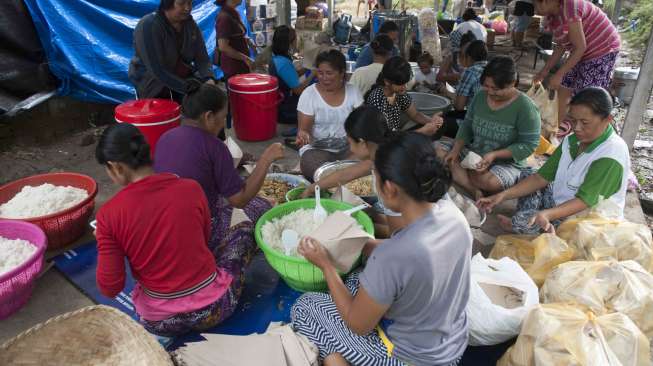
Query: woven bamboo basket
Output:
[[0, 305, 173, 366]]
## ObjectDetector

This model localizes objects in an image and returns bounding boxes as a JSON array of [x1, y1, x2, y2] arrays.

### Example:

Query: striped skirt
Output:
[[291, 271, 406, 366]]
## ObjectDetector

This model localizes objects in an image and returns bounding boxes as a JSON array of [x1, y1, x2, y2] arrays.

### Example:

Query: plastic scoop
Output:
[[342, 203, 370, 216], [281, 229, 300, 255], [313, 185, 328, 222]]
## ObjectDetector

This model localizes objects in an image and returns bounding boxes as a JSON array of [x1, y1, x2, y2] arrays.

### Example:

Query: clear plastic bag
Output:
[[541, 260, 653, 340], [498, 303, 650, 366], [557, 202, 653, 273], [489, 234, 575, 286]]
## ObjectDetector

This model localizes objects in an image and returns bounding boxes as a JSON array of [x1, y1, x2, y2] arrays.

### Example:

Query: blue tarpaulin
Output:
[[23, 0, 248, 104]]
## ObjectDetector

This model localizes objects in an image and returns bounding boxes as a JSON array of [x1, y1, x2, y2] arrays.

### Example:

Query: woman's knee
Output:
[[471, 171, 503, 192]]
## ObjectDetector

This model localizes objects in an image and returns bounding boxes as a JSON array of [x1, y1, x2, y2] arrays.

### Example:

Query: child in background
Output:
[[415, 53, 437, 91]]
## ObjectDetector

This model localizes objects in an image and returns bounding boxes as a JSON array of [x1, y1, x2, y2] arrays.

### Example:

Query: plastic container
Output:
[[285, 187, 330, 202], [228, 74, 282, 142], [114, 99, 181, 157], [613, 67, 639, 105], [254, 199, 374, 292], [407, 92, 451, 115], [0, 220, 47, 319], [0, 173, 98, 249]]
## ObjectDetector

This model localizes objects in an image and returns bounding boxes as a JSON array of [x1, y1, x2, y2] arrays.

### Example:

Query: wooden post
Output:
[[611, 0, 623, 23], [621, 26, 653, 150]]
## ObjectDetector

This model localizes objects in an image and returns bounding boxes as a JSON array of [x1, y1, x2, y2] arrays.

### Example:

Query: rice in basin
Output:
[[0, 236, 37, 276], [0, 183, 88, 219], [261, 209, 327, 257]]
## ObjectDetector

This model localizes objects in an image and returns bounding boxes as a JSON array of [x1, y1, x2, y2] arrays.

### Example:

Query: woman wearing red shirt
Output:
[[94, 124, 256, 336]]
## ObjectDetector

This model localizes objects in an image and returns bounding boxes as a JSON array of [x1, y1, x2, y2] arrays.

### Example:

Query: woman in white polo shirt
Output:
[[478, 87, 630, 234]]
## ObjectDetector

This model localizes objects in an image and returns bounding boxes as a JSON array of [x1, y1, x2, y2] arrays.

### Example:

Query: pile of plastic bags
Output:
[[483, 201, 653, 363]]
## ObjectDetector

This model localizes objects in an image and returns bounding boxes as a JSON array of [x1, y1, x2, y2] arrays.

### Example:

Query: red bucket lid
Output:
[[114, 99, 180, 124], [228, 73, 278, 93]]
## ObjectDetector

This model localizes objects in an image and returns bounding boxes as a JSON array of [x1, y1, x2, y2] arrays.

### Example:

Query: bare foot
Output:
[[497, 214, 514, 232]]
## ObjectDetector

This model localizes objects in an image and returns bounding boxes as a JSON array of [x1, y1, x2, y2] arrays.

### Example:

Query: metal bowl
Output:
[[313, 160, 376, 202], [407, 92, 451, 115]]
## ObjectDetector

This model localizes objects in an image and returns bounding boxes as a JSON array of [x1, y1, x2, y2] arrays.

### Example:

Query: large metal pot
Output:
[[313, 160, 377, 203], [371, 10, 416, 57]]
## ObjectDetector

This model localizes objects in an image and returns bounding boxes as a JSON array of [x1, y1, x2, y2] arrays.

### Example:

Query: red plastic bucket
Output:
[[228, 73, 281, 141], [114, 99, 181, 156]]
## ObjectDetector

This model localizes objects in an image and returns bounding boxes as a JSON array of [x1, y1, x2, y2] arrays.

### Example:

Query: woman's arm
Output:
[[405, 103, 432, 125], [296, 112, 314, 147], [302, 161, 374, 197], [299, 238, 389, 335], [218, 38, 253, 67], [534, 44, 565, 84], [454, 95, 468, 111], [228, 143, 284, 208], [95, 217, 126, 298], [477, 172, 550, 212], [548, 21, 586, 89]]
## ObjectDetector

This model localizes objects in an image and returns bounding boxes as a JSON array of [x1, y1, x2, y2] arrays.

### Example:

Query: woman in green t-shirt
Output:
[[435, 56, 541, 200], [477, 87, 630, 234]]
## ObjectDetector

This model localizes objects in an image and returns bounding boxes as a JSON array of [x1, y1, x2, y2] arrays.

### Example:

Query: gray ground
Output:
[[0, 38, 650, 344]]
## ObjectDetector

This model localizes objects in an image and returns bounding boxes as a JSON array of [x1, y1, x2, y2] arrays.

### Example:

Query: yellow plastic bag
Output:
[[489, 234, 575, 286], [526, 83, 558, 141], [498, 303, 650, 366], [557, 206, 653, 273], [541, 260, 653, 340]]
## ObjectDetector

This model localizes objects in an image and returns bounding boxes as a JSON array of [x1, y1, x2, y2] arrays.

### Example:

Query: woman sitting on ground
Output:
[[154, 83, 284, 250], [129, 0, 215, 103], [478, 87, 630, 234], [436, 56, 541, 199], [350, 34, 394, 96], [365, 56, 444, 138], [269, 25, 316, 124], [95, 124, 252, 336], [292, 132, 472, 366], [296, 49, 363, 180], [301, 106, 403, 236]]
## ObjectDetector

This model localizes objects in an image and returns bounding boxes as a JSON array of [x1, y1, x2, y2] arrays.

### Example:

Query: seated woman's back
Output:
[[361, 198, 470, 363], [96, 173, 216, 295]]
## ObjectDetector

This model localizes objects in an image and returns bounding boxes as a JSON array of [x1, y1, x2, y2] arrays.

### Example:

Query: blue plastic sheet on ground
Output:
[[23, 0, 248, 104], [53, 240, 301, 350]]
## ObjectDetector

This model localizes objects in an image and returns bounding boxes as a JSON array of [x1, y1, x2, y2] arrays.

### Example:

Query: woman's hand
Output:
[[477, 191, 506, 213], [205, 79, 216, 85], [243, 55, 254, 71], [298, 237, 332, 270], [528, 211, 555, 234], [533, 70, 548, 85], [430, 113, 444, 129], [296, 130, 311, 147], [548, 71, 564, 91], [262, 142, 285, 163], [476, 151, 497, 172]]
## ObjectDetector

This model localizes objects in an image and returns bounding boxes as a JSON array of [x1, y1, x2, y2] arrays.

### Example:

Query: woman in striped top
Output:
[[533, 0, 620, 134]]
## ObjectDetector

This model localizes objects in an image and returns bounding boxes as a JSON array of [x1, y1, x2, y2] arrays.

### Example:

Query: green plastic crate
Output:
[[254, 199, 374, 292]]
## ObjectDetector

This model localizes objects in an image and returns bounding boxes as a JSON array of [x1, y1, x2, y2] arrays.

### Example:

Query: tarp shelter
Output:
[[0, 1, 57, 115], [22, 0, 249, 104]]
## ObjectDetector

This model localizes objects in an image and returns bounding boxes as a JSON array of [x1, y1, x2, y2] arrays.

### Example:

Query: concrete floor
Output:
[[1, 42, 649, 344]]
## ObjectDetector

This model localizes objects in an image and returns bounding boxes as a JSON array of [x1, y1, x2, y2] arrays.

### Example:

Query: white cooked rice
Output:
[[0, 236, 37, 275], [261, 209, 327, 257], [0, 183, 88, 219]]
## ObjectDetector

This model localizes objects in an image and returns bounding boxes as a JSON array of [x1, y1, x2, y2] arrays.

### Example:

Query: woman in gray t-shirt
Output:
[[291, 133, 472, 366]]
